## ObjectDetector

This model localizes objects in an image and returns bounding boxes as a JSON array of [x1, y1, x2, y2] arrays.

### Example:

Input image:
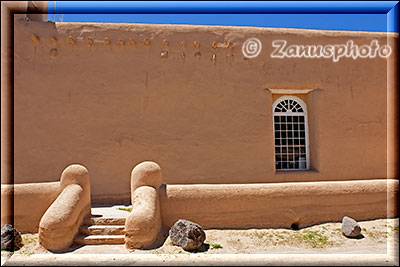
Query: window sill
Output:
[[274, 169, 319, 175], [266, 88, 321, 94]]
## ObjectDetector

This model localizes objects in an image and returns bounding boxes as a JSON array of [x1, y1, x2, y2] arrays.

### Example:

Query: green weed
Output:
[[211, 244, 223, 249], [117, 207, 132, 212]]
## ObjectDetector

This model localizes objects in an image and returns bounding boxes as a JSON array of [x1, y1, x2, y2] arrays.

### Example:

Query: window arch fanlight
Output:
[[272, 96, 310, 171]]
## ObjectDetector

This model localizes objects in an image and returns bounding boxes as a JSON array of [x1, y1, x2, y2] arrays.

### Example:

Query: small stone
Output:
[[342, 216, 361, 237], [169, 219, 205, 251], [1, 224, 22, 251]]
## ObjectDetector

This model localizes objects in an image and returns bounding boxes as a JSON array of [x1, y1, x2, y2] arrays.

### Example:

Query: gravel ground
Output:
[[1, 218, 398, 266]]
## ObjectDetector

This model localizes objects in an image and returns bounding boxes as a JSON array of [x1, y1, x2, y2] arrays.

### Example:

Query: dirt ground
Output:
[[1, 218, 398, 265]]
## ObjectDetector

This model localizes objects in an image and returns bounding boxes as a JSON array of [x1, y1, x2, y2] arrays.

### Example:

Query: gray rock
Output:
[[169, 219, 206, 251], [342, 216, 361, 237], [1, 224, 22, 251]]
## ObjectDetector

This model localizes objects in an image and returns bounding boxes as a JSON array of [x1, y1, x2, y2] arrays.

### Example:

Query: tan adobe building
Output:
[[1, 1, 398, 251]]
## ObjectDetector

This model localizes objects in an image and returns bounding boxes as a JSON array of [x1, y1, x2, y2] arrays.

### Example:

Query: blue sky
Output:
[[47, 1, 399, 33]]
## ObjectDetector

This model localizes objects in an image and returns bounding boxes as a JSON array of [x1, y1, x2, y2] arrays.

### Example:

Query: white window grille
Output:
[[272, 96, 310, 171]]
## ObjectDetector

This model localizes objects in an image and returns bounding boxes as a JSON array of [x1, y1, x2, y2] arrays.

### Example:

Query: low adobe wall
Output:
[[1, 178, 398, 235], [124, 161, 397, 249], [159, 179, 399, 229], [1, 182, 60, 233]]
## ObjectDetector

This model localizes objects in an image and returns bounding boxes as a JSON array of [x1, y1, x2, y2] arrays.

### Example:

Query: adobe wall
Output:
[[11, 17, 399, 203], [1, 177, 398, 234], [1, 182, 60, 233], [160, 179, 399, 229]]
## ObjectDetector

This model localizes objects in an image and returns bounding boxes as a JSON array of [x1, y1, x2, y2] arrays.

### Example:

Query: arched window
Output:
[[273, 96, 309, 170]]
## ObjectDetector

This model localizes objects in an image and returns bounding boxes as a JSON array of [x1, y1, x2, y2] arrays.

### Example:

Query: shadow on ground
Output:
[[55, 244, 85, 254], [344, 234, 365, 240], [187, 243, 210, 253], [141, 227, 170, 250]]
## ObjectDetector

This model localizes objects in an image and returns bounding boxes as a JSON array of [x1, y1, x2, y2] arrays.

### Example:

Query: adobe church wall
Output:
[[11, 18, 398, 202]]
